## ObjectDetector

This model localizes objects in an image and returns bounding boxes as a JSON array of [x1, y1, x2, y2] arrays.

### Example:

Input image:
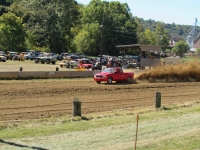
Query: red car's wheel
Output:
[[107, 77, 113, 84], [126, 76, 132, 83]]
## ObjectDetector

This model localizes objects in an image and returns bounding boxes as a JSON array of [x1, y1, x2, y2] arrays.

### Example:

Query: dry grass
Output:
[[136, 62, 200, 83]]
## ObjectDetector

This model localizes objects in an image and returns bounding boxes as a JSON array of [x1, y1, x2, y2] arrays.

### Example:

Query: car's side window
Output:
[[112, 69, 116, 73]]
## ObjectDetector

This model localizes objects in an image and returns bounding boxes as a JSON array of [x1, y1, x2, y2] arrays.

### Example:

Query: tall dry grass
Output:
[[136, 61, 200, 83]]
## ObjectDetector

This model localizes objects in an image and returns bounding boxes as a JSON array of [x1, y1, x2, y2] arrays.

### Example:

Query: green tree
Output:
[[0, 12, 26, 52], [0, 0, 15, 16], [74, 23, 100, 55], [79, 0, 137, 56], [134, 17, 147, 44], [155, 22, 170, 49], [19, 0, 79, 53], [74, 30, 90, 54], [144, 29, 156, 45], [195, 47, 200, 57], [135, 19, 169, 47], [172, 41, 189, 57]]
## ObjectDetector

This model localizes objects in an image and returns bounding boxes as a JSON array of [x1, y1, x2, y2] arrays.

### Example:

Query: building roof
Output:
[[171, 37, 185, 42], [116, 44, 161, 52]]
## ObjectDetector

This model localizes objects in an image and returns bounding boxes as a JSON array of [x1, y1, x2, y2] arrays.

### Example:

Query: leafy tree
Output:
[[0, 12, 26, 52], [144, 29, 156, 45], [74, 30, 90, 54], [8, 0, 24, 18], [0, 0, 15, 15], [78, 0, 137, 56], [172, 41, 189, 57], [19, 0, 79, 53], [74, 23, 100, 55], [134, 17, 147, 44], [154, 22, 170, 49], [165, 49, 172, 53], [195, 47, 200, 57]]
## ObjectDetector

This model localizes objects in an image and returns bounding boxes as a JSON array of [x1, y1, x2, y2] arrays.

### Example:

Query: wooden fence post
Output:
[[73, 98, 81, 116], [155, 92, 161, 108], [135, 114, 139, 150]]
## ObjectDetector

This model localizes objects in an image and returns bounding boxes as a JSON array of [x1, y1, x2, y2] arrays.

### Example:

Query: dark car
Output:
[[6, 52, 18, 60], [35, 53, 57, 64]]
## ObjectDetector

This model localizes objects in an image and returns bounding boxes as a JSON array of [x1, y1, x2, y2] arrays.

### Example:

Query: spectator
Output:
[[107, 61, 111, 68]]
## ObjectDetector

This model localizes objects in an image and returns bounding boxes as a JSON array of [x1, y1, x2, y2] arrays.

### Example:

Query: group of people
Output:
[[106, 57, 122, 68], [90, 57, 123, 70]]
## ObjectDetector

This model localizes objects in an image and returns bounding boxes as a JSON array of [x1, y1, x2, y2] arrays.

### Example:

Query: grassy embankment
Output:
[[0, 101, 200, 149]]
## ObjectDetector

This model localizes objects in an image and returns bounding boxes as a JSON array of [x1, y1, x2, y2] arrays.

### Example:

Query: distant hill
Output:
[[136, 17, 200, 40]]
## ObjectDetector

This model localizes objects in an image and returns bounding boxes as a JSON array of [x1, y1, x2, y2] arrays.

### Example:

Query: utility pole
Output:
[[100, 12, 105, 69]]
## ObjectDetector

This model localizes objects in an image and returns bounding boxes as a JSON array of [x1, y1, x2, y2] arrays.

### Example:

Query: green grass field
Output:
[[0, 101, 199, 150]]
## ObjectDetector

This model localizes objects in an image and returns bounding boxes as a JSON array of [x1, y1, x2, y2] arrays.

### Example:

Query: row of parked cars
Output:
[[0, 50, 87, 65], [59, 58, 93, 69], [0, 50, 36, 61], [0, 50, 57, 63]]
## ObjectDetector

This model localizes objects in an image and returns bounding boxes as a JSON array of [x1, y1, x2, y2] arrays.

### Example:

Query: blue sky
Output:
[[77, 0, 200, 26]]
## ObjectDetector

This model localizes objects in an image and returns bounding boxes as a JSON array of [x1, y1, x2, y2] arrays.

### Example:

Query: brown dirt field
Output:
[[1, 61, 200, 121], [0, 79, 200, 121]]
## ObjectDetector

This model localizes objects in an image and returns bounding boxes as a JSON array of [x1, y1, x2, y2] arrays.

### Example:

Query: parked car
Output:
[[122, 56, 139, 69], [58, 53, 69, 60], [12, 54, 25, 61], [77, 58, 93, 69], [0, 51, 5, 55], [63, 55, 81, 60], [21, 52, 35, 60], [60, 59, 79, 68], [6, 52, 18, 60], [35, 54, 57, 65], [0, 54, 6, 62], [94, 67, 134, 84]]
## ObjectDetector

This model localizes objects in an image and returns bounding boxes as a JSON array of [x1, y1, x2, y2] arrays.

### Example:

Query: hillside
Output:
[[136, 17, 200, 39]]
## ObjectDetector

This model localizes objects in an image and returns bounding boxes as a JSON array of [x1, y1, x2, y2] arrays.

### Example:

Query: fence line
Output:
[[1, 91, 200, 117], [1, 92, 200, 111]]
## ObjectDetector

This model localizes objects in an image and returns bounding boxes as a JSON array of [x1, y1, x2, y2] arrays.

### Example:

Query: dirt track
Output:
[[0, 78, 200, 121], [0, 61, 200, 121]]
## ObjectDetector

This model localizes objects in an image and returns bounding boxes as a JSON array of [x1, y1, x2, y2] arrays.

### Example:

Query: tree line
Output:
[[0, 0, 191, 56]]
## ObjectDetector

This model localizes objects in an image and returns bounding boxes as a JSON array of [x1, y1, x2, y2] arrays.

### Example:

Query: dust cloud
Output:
[[136, 62, 200, 83]]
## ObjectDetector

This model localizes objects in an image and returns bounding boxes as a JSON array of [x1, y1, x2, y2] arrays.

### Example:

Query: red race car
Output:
[[94, 67, 134, 84]]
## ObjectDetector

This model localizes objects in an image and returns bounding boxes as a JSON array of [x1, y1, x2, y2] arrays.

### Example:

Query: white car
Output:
[[60, 59, 79, 68], [24, 53, 35, 60]]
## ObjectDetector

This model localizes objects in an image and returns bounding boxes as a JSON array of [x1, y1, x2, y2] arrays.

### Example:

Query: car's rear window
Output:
[[82, 60, 91, 64], [102, 68, 115, 73]]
